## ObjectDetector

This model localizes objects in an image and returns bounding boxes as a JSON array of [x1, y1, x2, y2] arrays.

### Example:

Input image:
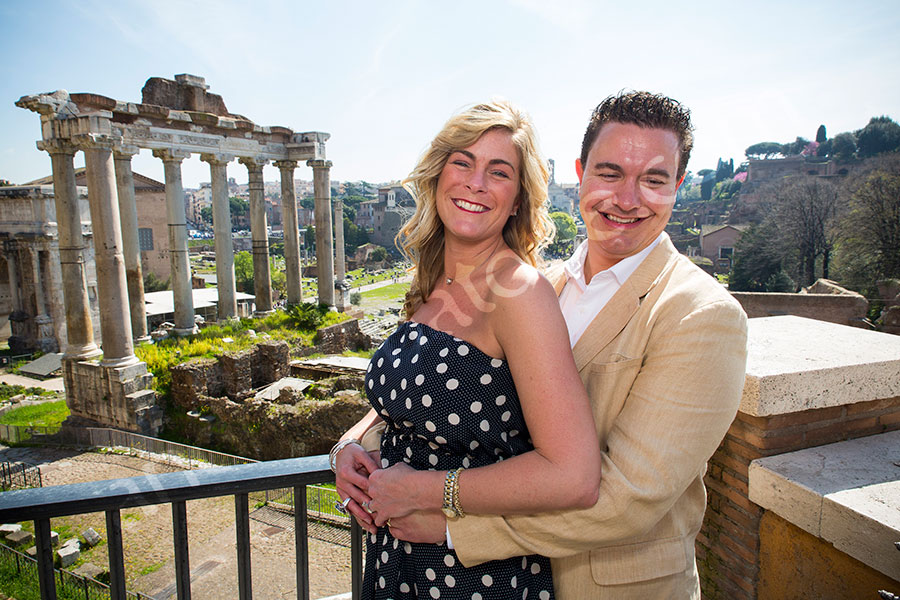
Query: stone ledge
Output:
[[741, 316, 900, 417], [748, 430, 900, 580]]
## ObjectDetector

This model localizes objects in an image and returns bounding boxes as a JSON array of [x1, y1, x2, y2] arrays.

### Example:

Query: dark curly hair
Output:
[[580, 91, 694, 179]]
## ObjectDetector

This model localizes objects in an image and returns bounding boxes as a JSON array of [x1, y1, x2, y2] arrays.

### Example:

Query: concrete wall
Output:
[[731, 291, 869, 327]]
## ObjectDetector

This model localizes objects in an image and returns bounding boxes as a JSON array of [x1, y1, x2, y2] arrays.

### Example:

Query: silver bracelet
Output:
[[329, 438, 362, 473]]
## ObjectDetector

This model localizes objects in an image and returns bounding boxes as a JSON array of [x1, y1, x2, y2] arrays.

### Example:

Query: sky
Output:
[[2, 0, 899, 190]]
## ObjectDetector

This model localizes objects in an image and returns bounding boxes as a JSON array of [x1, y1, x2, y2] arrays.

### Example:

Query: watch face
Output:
[[442, 507, 457, 519]]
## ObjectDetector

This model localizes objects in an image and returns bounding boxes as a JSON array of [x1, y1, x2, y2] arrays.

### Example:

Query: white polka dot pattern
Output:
[[361, 321, 554, 599]]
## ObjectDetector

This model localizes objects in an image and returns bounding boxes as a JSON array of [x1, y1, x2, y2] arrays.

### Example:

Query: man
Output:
[[392, 91, 749, 599]]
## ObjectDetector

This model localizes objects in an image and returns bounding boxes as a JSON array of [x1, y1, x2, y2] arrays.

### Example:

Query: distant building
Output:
[[700, 224, 749, 273]]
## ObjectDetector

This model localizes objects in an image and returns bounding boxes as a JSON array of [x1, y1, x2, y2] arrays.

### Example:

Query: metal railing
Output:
[[0, 455, 364, 600], [0, 460, 42, 490], [0, 543, 154, 600]]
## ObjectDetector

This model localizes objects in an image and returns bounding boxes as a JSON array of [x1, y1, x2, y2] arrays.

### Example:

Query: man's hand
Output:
[[387, 510, 447, 544], [334, 444, 380, 534]]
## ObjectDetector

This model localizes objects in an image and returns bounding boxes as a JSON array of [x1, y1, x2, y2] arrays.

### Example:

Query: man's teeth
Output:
[[455, 199, 487, 213], [605, 214, 640, 224]]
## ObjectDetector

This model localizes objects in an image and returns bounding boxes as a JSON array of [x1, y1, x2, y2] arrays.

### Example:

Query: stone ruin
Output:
[[169, 321, 372, 460], [15, 74, 345, 437]]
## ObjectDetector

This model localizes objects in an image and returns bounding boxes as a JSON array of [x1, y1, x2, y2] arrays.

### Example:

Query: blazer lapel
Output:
[[570, 237, 679, 371]]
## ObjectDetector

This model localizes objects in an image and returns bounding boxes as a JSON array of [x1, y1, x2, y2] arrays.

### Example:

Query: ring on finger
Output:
[[386, 519, 392, 528], [362, 501, 374, 514], [334, 497, 351, 515]]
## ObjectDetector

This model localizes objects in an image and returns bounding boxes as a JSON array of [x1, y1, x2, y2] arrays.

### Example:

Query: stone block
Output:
[[82, 527, 101, 547], [50, 530, 59, 546], [0, 523, 22, 536], [26, 546, 37, 557], [742, 316, 900, 417], [57, 543, 80, 567], [6, 529, 33, 547], [74, 562, 106, 580]]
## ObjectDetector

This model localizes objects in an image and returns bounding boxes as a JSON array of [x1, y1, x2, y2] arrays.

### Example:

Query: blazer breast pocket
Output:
[[583, 356, 643, 436]]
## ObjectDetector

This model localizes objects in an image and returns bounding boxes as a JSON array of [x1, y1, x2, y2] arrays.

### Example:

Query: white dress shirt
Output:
[[559, 233, 666, 347]]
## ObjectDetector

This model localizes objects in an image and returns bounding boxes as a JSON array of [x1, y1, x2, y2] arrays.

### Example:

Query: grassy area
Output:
[[0, 399, 68, 427], [360, 282, 410, 301]]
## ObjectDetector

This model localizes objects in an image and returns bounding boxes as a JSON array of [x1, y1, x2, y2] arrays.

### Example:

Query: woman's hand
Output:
[[334, 444, 380, 534], [367, 462, 440, 526]]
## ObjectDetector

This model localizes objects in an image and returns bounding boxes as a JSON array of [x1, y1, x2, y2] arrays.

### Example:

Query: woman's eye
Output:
[[491, 170, 511, 179]]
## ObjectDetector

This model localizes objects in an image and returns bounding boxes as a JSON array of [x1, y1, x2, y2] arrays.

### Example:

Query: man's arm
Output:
[[448, 298, 748, 566]]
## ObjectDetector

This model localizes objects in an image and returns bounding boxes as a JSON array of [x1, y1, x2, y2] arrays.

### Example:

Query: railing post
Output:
[[172, 501, 191, 600], [235, 493, 252, 600], [293, 485, 309, 600], [106, 509, 126, 599], [351, 520, 362, 600], [35, 517, 57, 600]]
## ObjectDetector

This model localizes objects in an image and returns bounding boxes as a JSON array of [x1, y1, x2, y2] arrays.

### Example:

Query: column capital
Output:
[[239, 156, 269, 171], [36, 138, 77, 156], [306, 159, 333, 170], [113, 145, 141, 160], [153, 148, 192, 163], [200, 152, 235, 166], [71, 132, 123, 151], [273, 159, 298, 170]]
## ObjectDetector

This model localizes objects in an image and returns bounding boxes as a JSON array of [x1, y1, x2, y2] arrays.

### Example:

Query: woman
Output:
[[333, 99, 600, 599]]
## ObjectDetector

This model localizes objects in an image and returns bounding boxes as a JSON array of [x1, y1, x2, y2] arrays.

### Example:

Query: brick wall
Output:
[[698, 395, 900, 598]]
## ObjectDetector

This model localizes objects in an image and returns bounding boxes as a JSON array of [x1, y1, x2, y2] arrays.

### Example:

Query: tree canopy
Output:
[[745, 142, 784, 160], [856, 116, 900, 158]]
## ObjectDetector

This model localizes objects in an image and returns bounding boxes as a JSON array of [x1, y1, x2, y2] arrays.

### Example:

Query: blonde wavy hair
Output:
[[397, 99, 554, 318]]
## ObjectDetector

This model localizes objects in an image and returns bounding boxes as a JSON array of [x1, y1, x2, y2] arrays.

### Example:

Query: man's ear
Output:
[[575, 159, 584, 182]]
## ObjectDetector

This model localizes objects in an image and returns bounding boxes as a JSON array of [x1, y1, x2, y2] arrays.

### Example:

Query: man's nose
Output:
[[614, 182, 642, 211]]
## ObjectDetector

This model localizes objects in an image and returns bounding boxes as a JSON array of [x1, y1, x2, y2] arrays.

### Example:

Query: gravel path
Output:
[[0, 445, 354, 599]]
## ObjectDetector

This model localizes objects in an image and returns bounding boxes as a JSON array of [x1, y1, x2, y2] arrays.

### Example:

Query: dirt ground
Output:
[[0, 446, 354, 599]]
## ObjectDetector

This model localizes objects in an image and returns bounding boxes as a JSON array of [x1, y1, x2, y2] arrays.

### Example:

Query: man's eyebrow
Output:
[[592, 161, 623, 173], [645, 167, 672, 179], [452, 149, 517, 172]]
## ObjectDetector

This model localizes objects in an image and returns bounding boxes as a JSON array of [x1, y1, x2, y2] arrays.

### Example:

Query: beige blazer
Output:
[[448, 236, 748, 599]]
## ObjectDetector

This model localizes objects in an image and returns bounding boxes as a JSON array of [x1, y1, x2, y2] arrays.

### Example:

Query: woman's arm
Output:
[[366, 267, 601, 524], [333, 408, 383, 532]]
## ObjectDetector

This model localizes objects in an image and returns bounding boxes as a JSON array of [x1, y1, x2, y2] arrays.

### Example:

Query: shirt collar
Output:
[[564, 232, 667, 289]]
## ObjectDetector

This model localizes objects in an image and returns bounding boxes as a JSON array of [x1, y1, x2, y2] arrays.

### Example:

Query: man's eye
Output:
[[645, 178, 666, 186], [599, 173, 619, 180]]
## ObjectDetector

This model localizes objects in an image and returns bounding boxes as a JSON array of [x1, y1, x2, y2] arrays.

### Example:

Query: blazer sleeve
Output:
[[449, 297, 748, 566]]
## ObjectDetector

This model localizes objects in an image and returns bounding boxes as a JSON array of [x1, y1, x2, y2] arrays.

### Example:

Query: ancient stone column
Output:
[[114, 146, 149, 342], [334, 193, 346, 281], [5, 243, 21, 314], [30, 244, 47, 318], [241, 157, 273, 315], [38, 139, 100, 359], [153, 149, 197, 335], [274, 160, 302, 306], [75, 135, 138, 367], [201, 153, 237, 321], [308, 159, 335, 307]]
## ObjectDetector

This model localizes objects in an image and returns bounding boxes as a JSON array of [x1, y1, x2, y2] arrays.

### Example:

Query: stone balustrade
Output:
[[698, 316, 900, 599]]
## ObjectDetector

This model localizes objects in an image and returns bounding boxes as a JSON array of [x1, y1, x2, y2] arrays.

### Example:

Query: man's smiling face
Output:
[[577, 122, 681, 278]]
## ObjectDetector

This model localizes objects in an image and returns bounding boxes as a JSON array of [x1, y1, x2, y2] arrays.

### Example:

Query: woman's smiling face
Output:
[[436, 128, 521, 245]]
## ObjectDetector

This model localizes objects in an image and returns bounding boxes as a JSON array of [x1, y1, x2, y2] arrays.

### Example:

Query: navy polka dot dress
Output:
[[362, 321, 555, 600]]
